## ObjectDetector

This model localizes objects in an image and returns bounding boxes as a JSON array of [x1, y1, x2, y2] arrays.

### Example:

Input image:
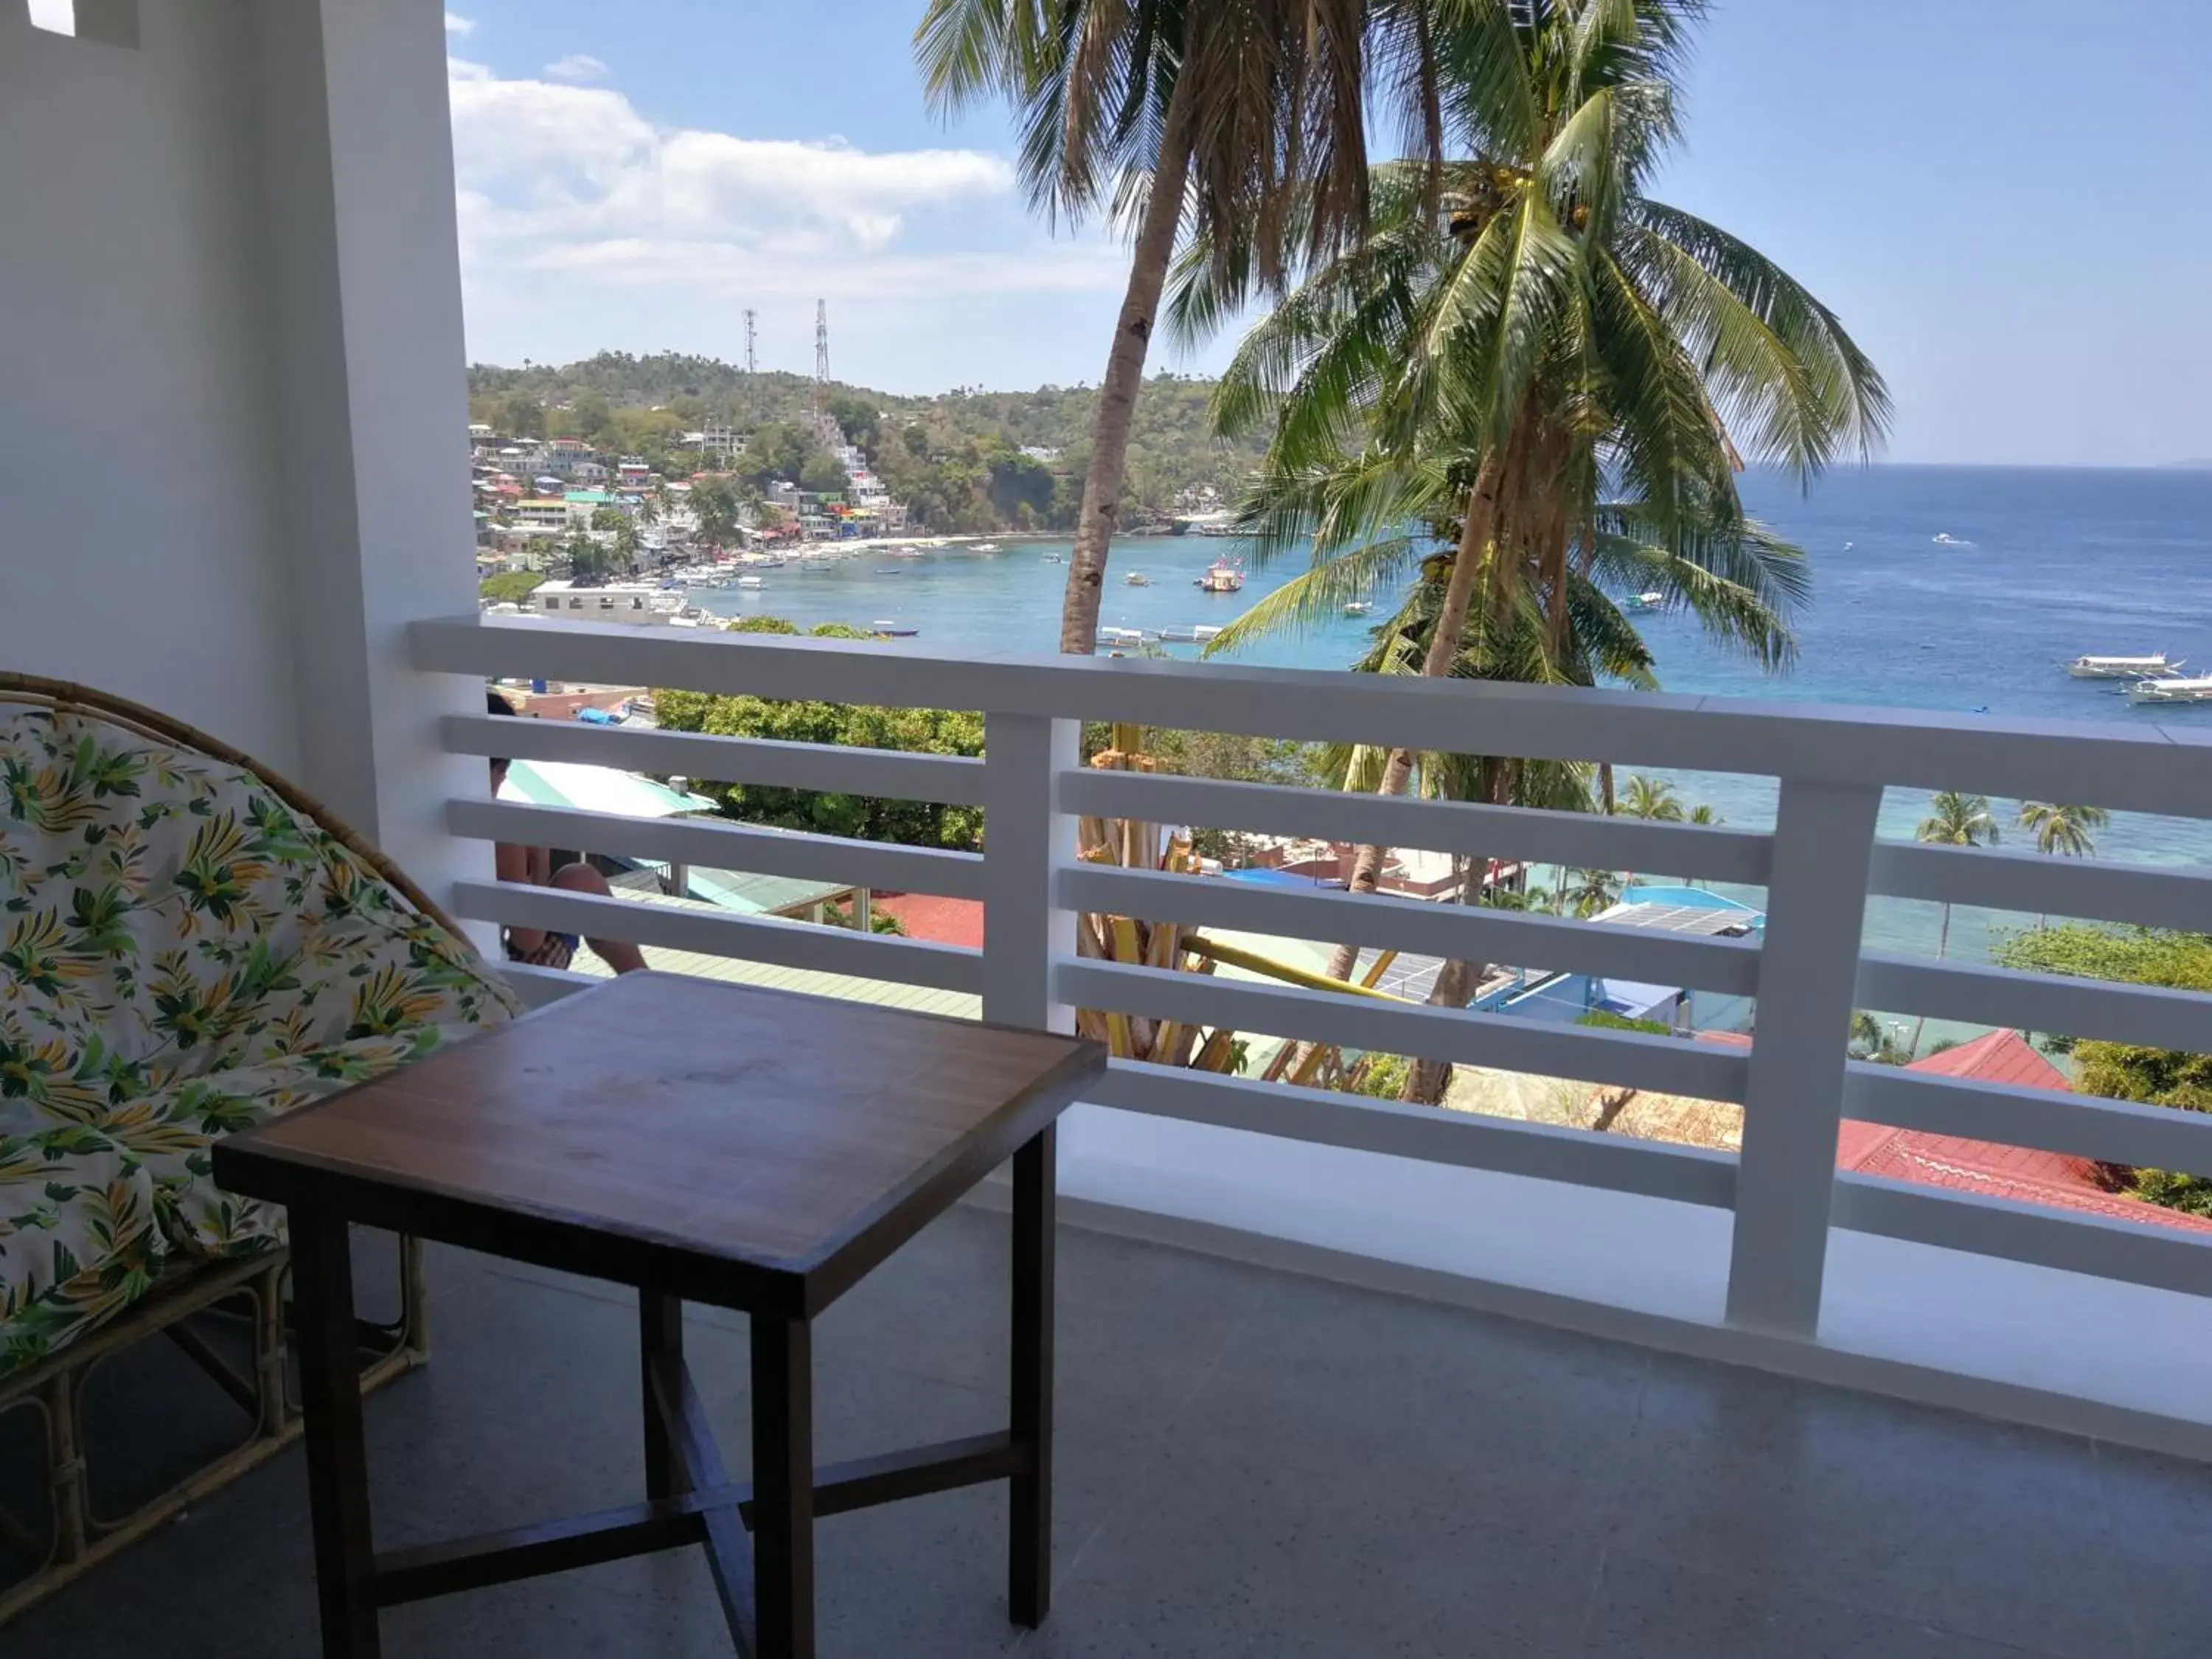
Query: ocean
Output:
[[693, 465, 2212, 995]]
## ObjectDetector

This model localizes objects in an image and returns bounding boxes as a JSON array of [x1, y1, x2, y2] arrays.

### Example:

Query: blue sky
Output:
[[445, 1, 2212, 466]]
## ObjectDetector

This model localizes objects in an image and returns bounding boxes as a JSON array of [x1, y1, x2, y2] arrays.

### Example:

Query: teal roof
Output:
[[564, 490, 620, 506], [668, 864, 853, 916]]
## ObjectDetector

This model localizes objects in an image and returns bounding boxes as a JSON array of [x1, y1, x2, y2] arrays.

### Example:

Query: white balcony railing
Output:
[[409, 616, 2212, 1405]]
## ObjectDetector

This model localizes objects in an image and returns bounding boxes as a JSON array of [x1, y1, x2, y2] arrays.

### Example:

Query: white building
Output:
[[529, 580, 684, 625]]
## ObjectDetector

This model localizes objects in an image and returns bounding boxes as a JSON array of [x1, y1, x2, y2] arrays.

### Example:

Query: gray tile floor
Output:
[[9, 1206, 2211, 1658]]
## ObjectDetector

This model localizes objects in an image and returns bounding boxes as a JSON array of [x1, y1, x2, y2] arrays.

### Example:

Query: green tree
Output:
[[1179, 1, 1885, 1102], [655, 618, 987, 848], [1909, 790, 2001, 1053], [1617, 776, 1686, 822], [1563, 868, 1624, 919], [916, 0, 1447, 654], [1994, 925, 2212, 1215], [692, 479, 739, 554], [2018, 800, 2107, 858], [494, 392, 545, 439], [479, 571, 544, 605]]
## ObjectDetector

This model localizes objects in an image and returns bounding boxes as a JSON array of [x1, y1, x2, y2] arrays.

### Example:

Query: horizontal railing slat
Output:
[[1057, 770, 1773, 886], [1057, 865, 1762, 996], [440, 712, 987, 806], [1868, 841, 2212, 932], [449, 799, 988, 900], [448, 880, 982, 994], [1843, 1063, 2212, 1172], [1832, 1172, 2212, 1299], [1088, 1059, 1737, 1208], [1057, 959, 1750, 1102], [411, 616, 2212, 818], [1854, 955, 2212, 1053]]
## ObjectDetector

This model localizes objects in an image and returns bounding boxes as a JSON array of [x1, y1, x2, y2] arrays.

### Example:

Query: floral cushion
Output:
[[0, 703, 518, 1375]]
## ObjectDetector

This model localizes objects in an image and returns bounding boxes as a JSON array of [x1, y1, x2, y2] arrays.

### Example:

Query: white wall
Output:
[[0, 1, 301, 767], [0, 0, 492, 915]]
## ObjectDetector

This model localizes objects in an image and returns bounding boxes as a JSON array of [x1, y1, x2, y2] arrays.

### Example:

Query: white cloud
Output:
[[444, 58, 1162, 385], [544, 53, 611, 83], [444, 12, 475, 35]]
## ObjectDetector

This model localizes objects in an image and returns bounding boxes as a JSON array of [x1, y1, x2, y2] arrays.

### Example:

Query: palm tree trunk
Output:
[[1907, 902, 1952, 1057], [1319, 458, 1508, 984], [1058, 83, 1196, 656]]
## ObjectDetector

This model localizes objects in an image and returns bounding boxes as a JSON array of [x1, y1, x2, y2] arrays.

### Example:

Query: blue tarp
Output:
[[576, 706, 622, 725]]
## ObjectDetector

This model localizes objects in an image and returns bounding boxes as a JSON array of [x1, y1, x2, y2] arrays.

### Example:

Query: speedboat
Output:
[[736, 574, 765, 588], [1099, 627, 1147, 645], [1932, 532, 1976, 547], [870, 620, 919, 637], [2127, 674, 2212, 704], [2067, 653, 2185, 679], [1125, 571, 1152, 586], [1624, 591, 1663, 611], [973, 541, 1002, 553], [1343, 599, 1372, 616]]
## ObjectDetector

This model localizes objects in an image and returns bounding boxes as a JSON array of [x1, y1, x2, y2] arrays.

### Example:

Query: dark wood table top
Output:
[[212, 973, 1105, 1316]]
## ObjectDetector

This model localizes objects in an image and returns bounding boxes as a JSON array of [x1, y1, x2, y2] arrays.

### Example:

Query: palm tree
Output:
[[2018, 800, 2107, 859], [1174, 1, 1885, 1101], [2017, 799, 2107, 928], [1618, 775, 1685, 821], [1687, 803, 1721, 825], [1909, 790, 2001, 1054], [915, 0, 1450, 654], [1564, 867, 1623, 919]]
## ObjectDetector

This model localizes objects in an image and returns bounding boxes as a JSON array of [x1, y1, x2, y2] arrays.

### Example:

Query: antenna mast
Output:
[[813, 299, 830, 422], [742, 308, 757, 377]]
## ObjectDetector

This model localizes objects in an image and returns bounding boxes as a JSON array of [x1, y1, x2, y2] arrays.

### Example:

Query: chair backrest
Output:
[[0, 675, 516, 1117]]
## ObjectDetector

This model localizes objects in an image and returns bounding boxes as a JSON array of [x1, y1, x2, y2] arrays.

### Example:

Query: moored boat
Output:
[[1195, 558, 1245, 593], [2127, 674, 2212, 704], [2067, 653, 2185, 679]]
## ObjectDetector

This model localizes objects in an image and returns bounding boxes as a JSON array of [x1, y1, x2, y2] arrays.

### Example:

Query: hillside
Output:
[[465, 352, 1267, 533]]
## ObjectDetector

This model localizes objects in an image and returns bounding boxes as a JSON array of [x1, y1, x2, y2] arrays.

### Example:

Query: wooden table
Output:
[[212, 973, 1105, 1659]]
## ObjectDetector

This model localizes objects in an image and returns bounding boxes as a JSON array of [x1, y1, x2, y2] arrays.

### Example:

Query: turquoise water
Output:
[[696, 465, 2212, 978]]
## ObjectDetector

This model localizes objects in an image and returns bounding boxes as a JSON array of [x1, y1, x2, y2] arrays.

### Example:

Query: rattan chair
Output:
[[0, 672, 517, 1622]]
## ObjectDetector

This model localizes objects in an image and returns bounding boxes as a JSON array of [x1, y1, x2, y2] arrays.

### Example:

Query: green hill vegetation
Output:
[[465, 352, 1264, 534]]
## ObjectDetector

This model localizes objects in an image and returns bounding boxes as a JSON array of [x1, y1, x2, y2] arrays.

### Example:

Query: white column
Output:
[[1725, 777, 1885, 1337], [245, 0, 491, 924], [981, 713, 1079, 1034]]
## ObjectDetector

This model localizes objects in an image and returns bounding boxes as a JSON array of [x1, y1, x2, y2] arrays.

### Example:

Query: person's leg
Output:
[[549, 861, 649, 973]]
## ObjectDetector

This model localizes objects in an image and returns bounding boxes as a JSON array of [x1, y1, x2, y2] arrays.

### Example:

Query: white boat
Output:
[[2128, 675, 2212, 704], [1191, 624, 1225, 643], [1099, 626, 1147, 645], [2067, 653, 2184, 680], [1125, 571, 1152, 587], [1196, 558, 1245, 593], [1624, 591, 1663, 611], [1932, 532, 1976, 548], [870, 619, 919, 637], [973, 541, 1002, 553], [1343, 599, 1372, 616], [736, 574, 765, 589]]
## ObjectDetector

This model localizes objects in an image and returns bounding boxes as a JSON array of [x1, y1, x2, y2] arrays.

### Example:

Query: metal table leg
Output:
[[291, 1213, 383, 1658], [1009, 1123, 1056, 1627], [751, 1312, 817, 1658]]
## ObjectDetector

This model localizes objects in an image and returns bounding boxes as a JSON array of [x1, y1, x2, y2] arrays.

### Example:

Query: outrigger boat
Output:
[[2067, 653, 2185, 679]]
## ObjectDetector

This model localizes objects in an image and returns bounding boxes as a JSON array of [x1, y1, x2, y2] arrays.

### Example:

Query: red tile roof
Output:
[[1837, 1029, 2212, 1235], [871, 893, 984, 950]]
